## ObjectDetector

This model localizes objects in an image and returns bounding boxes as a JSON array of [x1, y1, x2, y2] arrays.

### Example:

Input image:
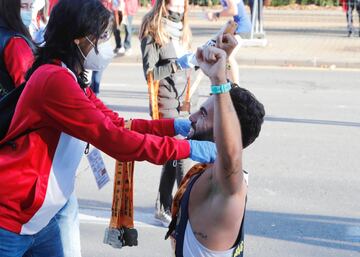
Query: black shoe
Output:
[[348, 31, 352, 37]]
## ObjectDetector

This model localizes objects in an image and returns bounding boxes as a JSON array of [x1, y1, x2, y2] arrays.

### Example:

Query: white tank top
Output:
[[183, 221, 235, 257]]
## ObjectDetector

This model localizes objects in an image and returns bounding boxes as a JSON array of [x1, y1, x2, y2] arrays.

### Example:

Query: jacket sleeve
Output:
[[40, 70, 190, 164], [140, 35, 174, 81], [131, 118, 175, 137], [4, 37, 34, 87], [85, 87, 175, 136], [86, 86, 124, 127]]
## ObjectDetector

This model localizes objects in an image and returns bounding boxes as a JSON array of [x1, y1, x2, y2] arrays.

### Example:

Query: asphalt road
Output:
[[75, 63, 360, 257]]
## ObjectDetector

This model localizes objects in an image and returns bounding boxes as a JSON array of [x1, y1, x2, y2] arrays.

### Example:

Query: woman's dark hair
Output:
[[0, 0, 32, 40], [230, 84, 265, 148], [26, 0, 111, 88]]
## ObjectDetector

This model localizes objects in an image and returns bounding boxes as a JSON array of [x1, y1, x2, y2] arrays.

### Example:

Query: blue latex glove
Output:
[[189, 140, 217, 163], [174, 118, 191, 137], [176, 53, 195, 70]]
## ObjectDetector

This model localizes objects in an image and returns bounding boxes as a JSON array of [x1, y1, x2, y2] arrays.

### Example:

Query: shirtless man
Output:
[[166, 34, 265, 257]]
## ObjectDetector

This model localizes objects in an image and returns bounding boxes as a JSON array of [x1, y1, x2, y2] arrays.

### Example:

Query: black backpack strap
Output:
[[0, 83, 25, 138], [0, 128, 38, 150], [0, 83, 38, 148], [0, 69, 14, 98]]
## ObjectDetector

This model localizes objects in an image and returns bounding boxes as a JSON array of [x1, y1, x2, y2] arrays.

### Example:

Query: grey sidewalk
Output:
[[113, 6, 360, 68]]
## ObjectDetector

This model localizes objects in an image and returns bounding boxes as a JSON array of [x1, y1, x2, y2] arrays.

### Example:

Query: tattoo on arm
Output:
[[225, 170, 241, 179], [193, 231, 208, 240]]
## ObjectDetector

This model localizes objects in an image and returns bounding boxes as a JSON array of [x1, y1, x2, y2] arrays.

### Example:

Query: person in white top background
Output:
[[206, 0, 251, 86]]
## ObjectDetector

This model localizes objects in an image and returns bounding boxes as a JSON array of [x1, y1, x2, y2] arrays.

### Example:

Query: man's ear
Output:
[[74, 39, 80, 45]]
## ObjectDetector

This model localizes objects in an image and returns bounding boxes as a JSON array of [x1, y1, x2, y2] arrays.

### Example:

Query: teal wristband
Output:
[[211, 82, 231, 94]]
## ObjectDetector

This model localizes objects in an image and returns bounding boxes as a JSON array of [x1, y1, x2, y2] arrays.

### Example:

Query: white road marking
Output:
[[346, 226, 360, 242], [100, 83, 130, 88], [264, 188, 277, 196]]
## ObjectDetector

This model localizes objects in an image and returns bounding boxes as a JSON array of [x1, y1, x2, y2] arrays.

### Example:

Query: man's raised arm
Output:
[[196, 44, 244, 195]]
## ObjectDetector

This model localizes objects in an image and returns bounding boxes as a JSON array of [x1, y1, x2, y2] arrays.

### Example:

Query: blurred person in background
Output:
[[248, 0, 263, 32], [341, 0, 360, 37], [90, 0, 116, 95], [0, 0, 34, 98], [122, 0, 139, 56], [206, 0, 251, 85], [28, 0, 48, 43], [113, 0, 126, 54], [0, 1, 217, 256], [139, 0, 196, 227]]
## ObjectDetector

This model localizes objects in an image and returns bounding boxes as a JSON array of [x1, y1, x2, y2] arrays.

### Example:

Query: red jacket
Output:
[[4, 37, 34, 87], [0, 64, 190, 235]]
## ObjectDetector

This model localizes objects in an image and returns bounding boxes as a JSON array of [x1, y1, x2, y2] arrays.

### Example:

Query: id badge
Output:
[[87, 148, 110, 189]]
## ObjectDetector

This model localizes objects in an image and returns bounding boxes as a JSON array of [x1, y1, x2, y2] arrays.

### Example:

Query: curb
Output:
[[237, 59, 360, 69], [112, 54, 360, 69], [111, 7, 359, 70]]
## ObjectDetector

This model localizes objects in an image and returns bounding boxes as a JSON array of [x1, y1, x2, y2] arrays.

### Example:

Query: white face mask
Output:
[[20, 10, 32, 27], [77, 37, 115, 71]]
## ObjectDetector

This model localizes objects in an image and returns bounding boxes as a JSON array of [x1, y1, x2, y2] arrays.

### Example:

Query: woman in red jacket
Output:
[[1, 2, 82, 257], [0, 0, 34, 98], [0, 0, 216, 256]]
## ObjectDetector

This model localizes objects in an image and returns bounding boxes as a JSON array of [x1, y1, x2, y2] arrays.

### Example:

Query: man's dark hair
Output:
[[230, 83, 265, 148], [0, 0, 32, 40], [26, 0, 111, 88]]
